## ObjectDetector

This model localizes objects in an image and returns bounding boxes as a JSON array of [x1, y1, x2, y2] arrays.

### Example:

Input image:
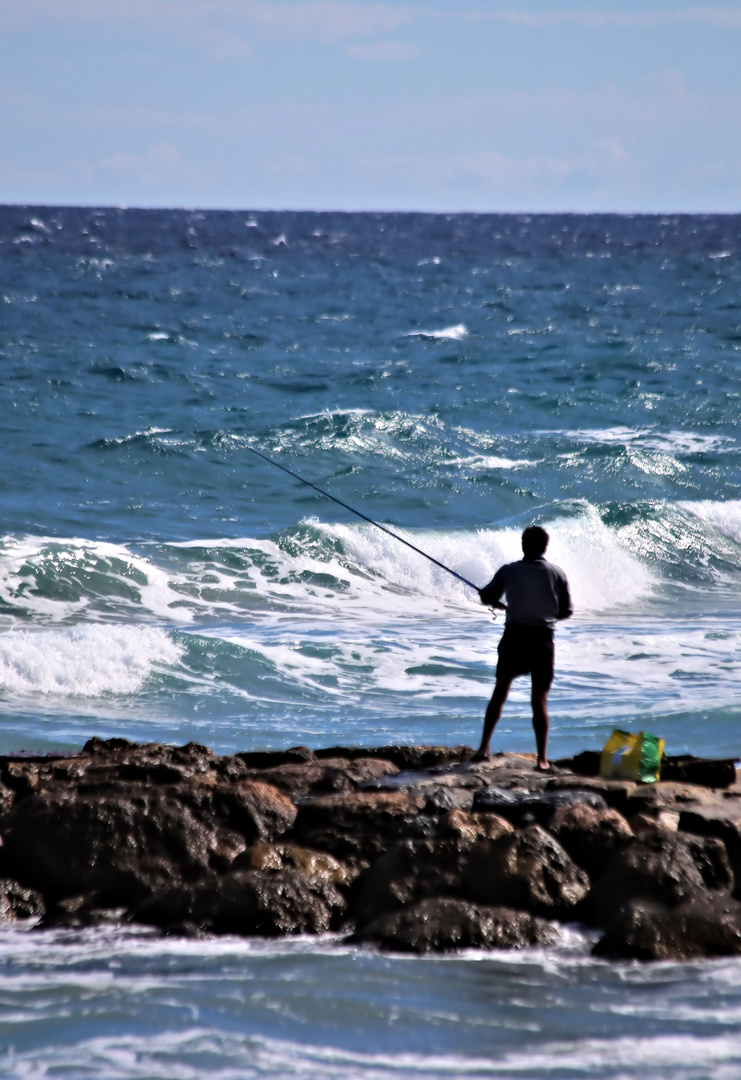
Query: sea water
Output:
[[0, 207, 740, 1077]]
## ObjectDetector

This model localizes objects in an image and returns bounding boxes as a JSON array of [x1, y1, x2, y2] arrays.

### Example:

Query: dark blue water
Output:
[[1, 206, 741, 1078]]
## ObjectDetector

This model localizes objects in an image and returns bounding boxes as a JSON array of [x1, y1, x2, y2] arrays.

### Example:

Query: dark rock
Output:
[[464, 824, 590, 916], [236, 747, 316, 769], [678, 804, 741, 898], [1, 784, 261, 904], [473, 787, 607, 826], [354, 897, 558, 953], [589, 831, 734, 928], [353, 811, 514, 928], [313, 745, 472, 770], [660, 756, 737, 789], [593, 893, 741, 960], [232, 842, 350, 888], [208, 781, 297, 844], [83, 736, 138, 754], [136, 868, 346, 936], [245, 757, 399, 801], [550, 803, 633, 877], [546, 775, 637, 814], [0, 878, 44, 921], [293, 790, 426, 869]]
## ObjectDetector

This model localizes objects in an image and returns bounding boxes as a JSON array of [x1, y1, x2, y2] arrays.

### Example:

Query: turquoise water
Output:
[[1, 207, 740, 1077]]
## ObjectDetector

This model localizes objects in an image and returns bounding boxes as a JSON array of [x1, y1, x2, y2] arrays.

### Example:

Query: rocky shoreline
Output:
[[1, 738, 741, 960]]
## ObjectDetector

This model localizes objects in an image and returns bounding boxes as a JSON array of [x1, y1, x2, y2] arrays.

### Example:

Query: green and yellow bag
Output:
[[599, 729, 665, 784]]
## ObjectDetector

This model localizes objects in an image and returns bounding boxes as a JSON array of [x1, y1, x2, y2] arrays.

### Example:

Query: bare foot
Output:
[[471, 750, 490, 763]]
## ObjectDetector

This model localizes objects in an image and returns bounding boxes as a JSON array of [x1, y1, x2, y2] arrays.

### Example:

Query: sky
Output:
[[0, 1, 740, 212]]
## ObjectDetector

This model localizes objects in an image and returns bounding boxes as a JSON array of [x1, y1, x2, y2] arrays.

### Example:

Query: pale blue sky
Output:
[[1, 1, 740, 211]]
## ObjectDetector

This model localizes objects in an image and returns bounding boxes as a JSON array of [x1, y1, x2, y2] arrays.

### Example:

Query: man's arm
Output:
[[479, 569, 506, 610]]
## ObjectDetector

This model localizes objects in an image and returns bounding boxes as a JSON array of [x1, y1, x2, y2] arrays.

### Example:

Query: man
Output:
[[473, 525, 572, 769]]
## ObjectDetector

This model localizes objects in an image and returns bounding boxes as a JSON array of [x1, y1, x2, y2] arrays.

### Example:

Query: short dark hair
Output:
[[522, 525, 549, 558]]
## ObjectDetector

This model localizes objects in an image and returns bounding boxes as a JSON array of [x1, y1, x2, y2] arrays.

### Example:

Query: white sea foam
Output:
[[0, 534, 193, 624], [680, 499, 741, 545], [0, 625, 182, 697], [403, 324, 468, 341]]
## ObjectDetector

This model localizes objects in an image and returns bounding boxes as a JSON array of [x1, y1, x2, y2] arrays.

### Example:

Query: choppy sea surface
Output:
[[1, 206, 740, 1078]]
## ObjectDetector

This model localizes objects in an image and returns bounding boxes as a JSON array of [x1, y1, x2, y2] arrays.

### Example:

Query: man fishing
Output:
[[473, 525, 573, 770]]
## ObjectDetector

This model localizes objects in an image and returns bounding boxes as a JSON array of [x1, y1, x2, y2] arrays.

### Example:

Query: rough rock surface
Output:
[[0, 738, 738, 959], [550, 803, 634, 878], [589, 831, 733, 927], [355, 897, 558, 953], [593, 893, 741, 960], [353, 811, 513, 927], [464, 824, 591, 916], [293, 790, 426, 868]]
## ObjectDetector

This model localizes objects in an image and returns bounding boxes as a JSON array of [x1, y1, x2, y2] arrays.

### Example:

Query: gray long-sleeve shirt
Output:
[[479, 556, 573, 629]]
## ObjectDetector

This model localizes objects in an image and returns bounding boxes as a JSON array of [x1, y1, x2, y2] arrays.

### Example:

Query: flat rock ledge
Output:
[[1, 739, 741, 961]]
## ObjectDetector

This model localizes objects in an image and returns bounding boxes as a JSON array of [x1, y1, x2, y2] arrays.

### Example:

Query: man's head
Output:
[[522, 525, 549, 558]]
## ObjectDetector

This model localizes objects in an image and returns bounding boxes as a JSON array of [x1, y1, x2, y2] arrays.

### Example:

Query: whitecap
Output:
[[403, 324, 468, 341], [0, 625, 182, 697]]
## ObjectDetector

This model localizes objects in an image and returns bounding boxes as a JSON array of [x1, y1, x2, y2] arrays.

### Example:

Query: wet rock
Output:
[[208, 781, 297, 844], [0, 878, 44, 922], [354, 897, 558, 953], [464, 824, 590, 916], [593, 893, 741, 960], [546, 775, 637, 814], [625, 782, 724, 819], [678, 802, 741, 898], [236, 746, 316, 769], [245, 758, 399, 801], [550, 803, 633, 878], [589, 831, 733, 928], [353, 811, 513, 928], [293, 790, 425, 869], [136, 868, 346, 936], [473, 787, 607, 827], [314, 745, 472, 770], [1, 785, 253, 904], [232, 842, 350, 888], [629, 810, 680, 835]]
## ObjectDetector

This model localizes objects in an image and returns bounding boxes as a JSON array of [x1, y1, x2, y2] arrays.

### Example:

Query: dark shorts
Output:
[[496, 625, 555, 692]]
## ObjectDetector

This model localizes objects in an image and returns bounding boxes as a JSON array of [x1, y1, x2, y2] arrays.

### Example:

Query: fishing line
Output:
[[245, 444, 482, 593]]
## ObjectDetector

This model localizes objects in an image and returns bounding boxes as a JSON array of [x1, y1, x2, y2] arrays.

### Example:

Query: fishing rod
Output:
[[245, 444, 482, 594]]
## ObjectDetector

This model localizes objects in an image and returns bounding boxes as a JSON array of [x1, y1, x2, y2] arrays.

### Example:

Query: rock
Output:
[[314, 745, 472, 770], [354, 898, 558, 953], [293, 790, 425, 869], [546, 775, 637, 814], [473, 787, 607, 826], [208, 781, 297, 844], [1, 784, 261, 904], [625, 782, 724, 819], [353, 811, 513, 928], [593, 893, 741, 960], [589, 831, 734, 928], [0, 878, 44, 922], [464, 824, 590, 916], [678, 802, 741, 897], [244, 758, 399, 801], [232, 843, 350, 888], [236, 747, 316, 768], [136, 868, 346, 936], [660, 756, 737, 789], [549, 803, 633, 878], [629, 810, 680, 835]]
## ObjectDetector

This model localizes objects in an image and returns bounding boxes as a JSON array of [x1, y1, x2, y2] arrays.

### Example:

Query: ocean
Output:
[[1, 206, 740, 1078]]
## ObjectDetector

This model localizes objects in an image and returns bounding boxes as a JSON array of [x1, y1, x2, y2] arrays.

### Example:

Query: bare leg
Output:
[[531, 687, 549, 769], [473, 676, 513, 761]]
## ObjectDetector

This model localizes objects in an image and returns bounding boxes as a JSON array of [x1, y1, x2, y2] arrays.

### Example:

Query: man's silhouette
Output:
[[473, 525, 572, 769]]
